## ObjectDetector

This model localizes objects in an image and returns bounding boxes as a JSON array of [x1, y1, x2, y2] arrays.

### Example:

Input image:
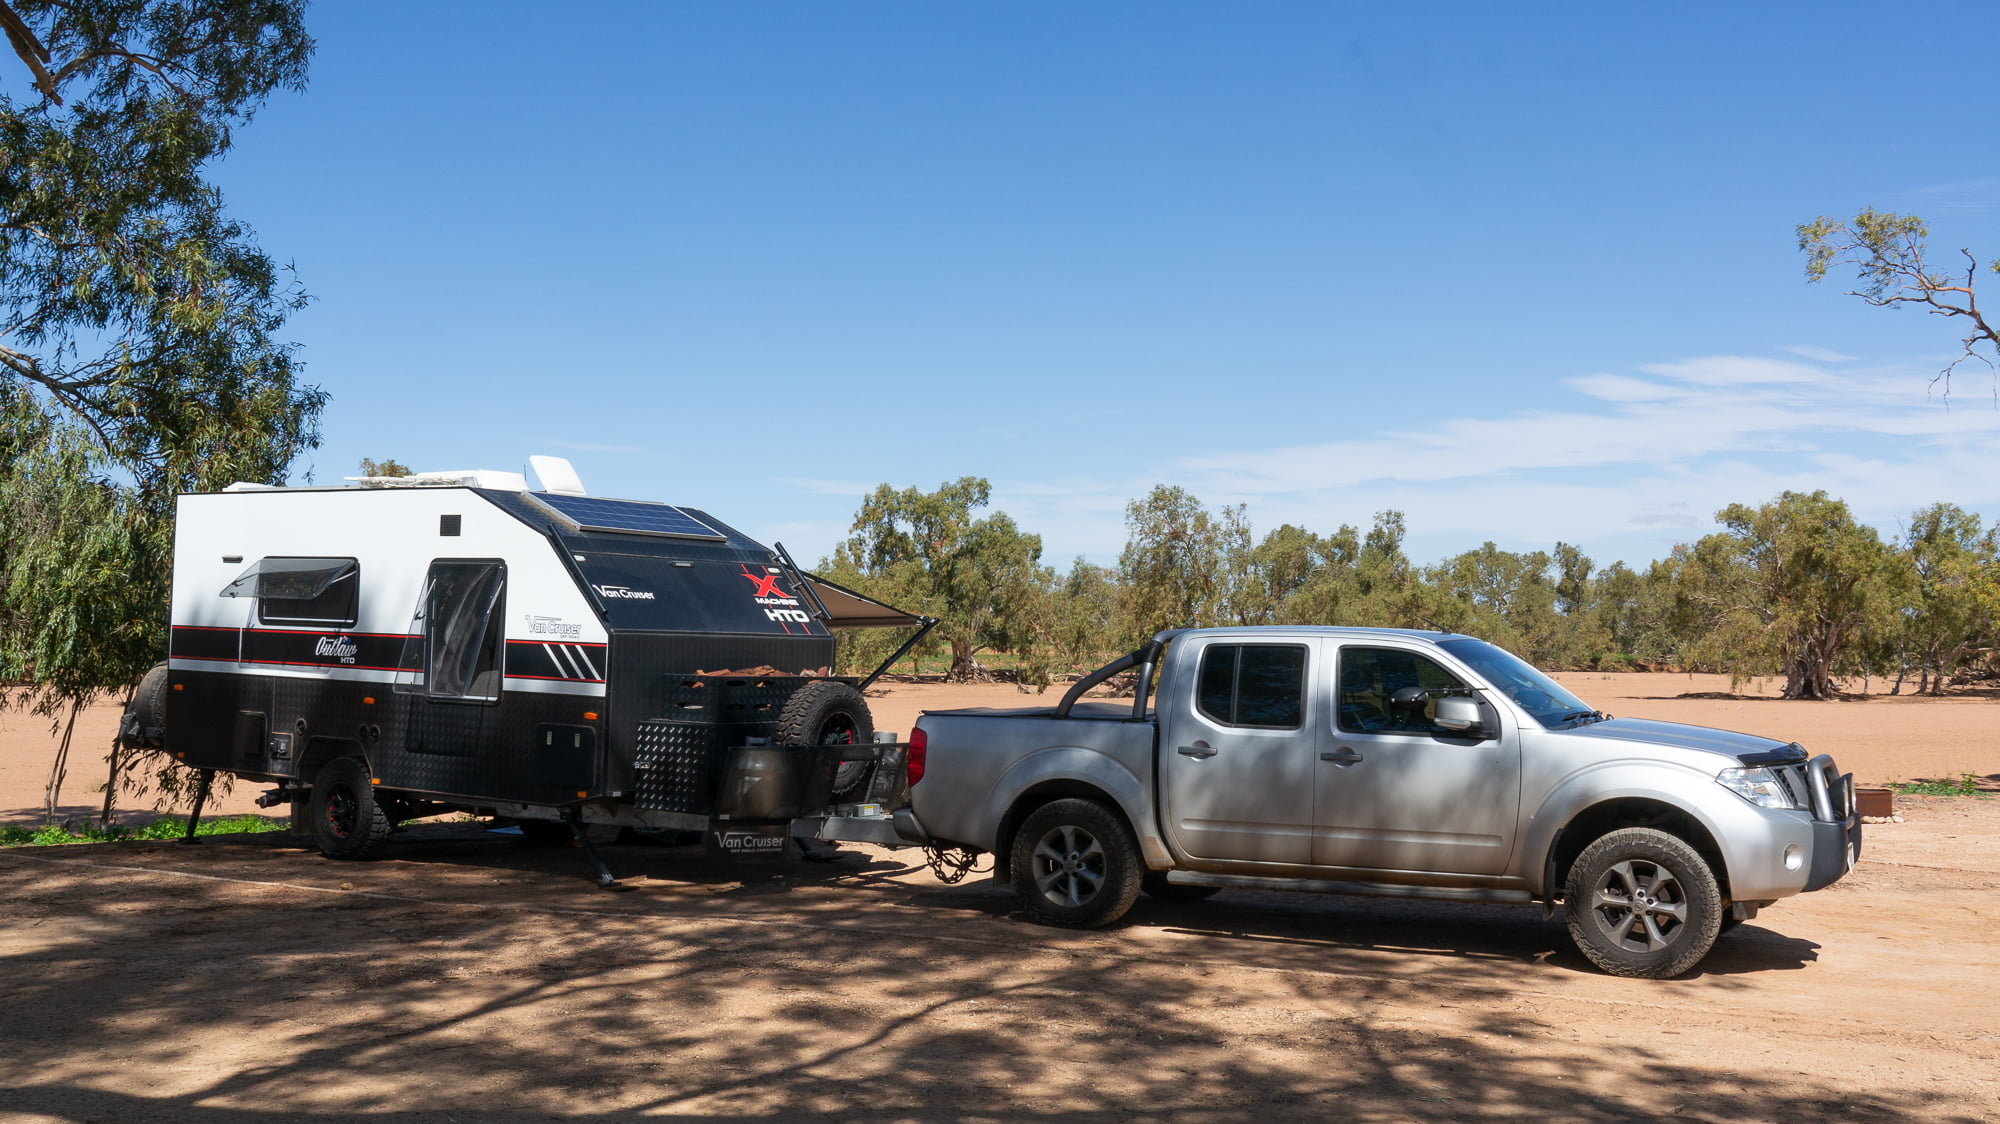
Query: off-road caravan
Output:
[[123, 458, 933, 883]]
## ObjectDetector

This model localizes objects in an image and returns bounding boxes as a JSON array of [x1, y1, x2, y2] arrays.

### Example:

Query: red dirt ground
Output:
[[2, 673, 1995, 1121]]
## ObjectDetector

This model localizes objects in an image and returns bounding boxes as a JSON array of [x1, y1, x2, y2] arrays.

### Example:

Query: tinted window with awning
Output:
[[220, 557, 359, 627]]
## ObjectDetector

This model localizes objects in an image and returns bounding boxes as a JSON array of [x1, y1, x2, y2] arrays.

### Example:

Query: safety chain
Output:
[[923, 842, 988, 884]]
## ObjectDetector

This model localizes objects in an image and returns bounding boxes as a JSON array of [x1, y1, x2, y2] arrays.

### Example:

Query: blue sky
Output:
[[212, 2, 2000, 571]]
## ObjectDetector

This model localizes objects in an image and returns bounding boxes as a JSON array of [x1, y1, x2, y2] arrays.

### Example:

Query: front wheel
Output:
[[1564, 827, 1721, 978], [1010, 798, 1143, 929], [309, 756, 393, 860]]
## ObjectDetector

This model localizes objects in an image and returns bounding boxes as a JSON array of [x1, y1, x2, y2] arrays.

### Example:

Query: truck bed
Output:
[[910, 705, 1159, 854]]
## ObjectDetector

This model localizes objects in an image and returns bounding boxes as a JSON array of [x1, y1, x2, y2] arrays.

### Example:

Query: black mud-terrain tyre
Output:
[[309, 756, 393, 860], [120, 662, 172, 749], [1564, 827, 1722, 979], [775, 680, 875, 800], [1141, 871, 1222, 902], [1011, 798, 1144, 929]]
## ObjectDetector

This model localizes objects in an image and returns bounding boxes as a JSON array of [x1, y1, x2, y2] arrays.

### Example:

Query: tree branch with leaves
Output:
[[1799, 208, 1998, 399], [0, 0, 318, 823]]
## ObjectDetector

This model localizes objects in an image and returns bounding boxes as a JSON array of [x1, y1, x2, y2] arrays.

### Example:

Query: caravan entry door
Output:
[[397, 560, 506, 758]]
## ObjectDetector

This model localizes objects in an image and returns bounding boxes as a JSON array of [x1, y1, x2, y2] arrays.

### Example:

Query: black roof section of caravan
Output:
[[473, 489, 850, 637]]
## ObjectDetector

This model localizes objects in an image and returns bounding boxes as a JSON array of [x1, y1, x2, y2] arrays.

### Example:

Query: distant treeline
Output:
[[821, 480, 1999, 700]]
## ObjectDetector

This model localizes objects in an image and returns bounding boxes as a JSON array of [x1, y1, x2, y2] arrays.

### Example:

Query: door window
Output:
[[1336, 647, 1472, 735], [397, 561, 506, 701], [1194, 644, 1306, 729]]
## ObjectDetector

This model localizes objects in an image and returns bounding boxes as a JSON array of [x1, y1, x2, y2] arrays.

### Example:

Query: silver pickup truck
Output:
[[899, 627, 1861, 978]]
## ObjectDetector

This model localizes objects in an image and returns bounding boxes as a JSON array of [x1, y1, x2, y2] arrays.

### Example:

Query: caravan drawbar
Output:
[[126, 463, 934, 882]]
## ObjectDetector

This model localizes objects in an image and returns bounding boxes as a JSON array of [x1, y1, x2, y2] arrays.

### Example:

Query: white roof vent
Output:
[[528, 455, 587, 496]]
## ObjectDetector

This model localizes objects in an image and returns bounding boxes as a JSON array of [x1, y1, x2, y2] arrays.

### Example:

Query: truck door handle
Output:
[[1177, 743, 1217, 759], [1320, 748, 1364, 765]]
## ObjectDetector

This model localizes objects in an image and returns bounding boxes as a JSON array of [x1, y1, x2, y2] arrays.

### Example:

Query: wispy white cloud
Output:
[[1169, 353, 2000, 557], [1784, 345, 1860, 364], [1638, 355, 1825, 386], [1910, 178, 2000, 216]]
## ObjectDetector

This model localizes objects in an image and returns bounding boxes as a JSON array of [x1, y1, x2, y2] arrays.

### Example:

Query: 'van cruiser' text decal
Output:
[[591, 584, 656, 600]]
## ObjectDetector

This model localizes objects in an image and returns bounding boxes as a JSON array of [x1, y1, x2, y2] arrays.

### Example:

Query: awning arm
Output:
[[773, 541, 833, 623], [858, 616, 941, 693]]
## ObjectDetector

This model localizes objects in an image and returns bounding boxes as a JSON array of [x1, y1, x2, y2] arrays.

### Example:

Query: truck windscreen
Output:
[[1438, 638, 1594, 729]]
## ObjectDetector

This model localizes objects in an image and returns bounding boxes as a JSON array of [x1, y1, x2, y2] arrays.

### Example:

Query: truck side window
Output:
[[1337, 647, 1470, 735], [1195, 644, 1306, 729]]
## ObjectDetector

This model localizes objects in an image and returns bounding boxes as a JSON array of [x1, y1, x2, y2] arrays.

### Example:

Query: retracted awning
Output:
[[800, 573, 926, 629], [220, 557, 357, 600]]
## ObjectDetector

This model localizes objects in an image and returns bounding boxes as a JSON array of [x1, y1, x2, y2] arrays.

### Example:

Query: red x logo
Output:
[[743, 571, 788, 599]]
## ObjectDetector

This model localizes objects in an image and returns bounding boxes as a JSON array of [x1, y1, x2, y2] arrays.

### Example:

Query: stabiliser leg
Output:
[[564, 807, 617, 888], [180, 769, 215, 844]]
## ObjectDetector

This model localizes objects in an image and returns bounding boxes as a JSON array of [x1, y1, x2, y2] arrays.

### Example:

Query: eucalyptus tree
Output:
[[1895, 503, 2000, 694], [1671, 491, 1899, 699], [824, 477, 1050, 682], [1799, 209, 1997, 397], [0, 0, 320, 819], [1117, 485, 1250, 642]]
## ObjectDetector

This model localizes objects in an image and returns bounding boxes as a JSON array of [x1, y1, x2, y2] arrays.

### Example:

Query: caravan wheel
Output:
[[309, 756, 393, 860], [775, 680, 875, 800]]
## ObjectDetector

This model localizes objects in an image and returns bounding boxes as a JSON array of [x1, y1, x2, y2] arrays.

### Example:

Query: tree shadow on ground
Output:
[[0, 841, 1977, 1123]]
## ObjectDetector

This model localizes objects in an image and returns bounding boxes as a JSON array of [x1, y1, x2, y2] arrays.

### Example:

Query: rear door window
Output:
[[1194, 644, 1307, 729]]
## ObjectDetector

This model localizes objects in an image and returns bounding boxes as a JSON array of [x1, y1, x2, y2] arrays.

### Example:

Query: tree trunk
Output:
[[42, 699, 83, 825], [947, 636, 979, 682], [99, 684, 137, 828]]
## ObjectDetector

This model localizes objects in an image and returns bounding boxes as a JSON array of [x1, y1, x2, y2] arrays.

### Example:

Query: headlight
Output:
[[1717, 767, 1797, 809]]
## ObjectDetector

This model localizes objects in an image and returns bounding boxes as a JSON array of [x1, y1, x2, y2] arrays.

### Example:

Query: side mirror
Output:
[[1433, 696, 1485, 736], [1388, 685, 1429, 714]]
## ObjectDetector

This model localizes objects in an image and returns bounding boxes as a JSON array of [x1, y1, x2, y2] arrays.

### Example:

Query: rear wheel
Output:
[[775, 680, 875, 800], [309, 756, 393, 860], [1011, 798, 1143, 929], [1564, 827, 1721, 978]]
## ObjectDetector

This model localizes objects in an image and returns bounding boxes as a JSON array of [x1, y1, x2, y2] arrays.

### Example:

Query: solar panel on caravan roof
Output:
[[525, 493, 726, 540]]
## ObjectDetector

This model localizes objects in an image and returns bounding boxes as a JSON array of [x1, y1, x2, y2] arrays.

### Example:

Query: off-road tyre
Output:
[[774, 680, 875, 800], [1011, 798, 1144, 929], [309, 756, 393, 860], [1564, 827, 1722, 979], [120, 662, 172, 749], [1141, 871, 1222, 902]]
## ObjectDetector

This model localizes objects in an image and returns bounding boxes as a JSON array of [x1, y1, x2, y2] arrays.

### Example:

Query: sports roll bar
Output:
[[1054, 630, 1182, 720]]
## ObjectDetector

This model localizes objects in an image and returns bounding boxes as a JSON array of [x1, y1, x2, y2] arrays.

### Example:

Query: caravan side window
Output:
[[259, 562, 359, 627], [400, 560, 506, 702], [220, 557, 359, 628]]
